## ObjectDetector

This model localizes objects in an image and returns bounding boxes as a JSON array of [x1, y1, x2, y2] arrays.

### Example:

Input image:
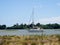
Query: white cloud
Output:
[[35, 16, 60, 24]]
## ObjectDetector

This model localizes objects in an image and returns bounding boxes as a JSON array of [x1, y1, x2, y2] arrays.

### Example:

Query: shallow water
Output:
[[0, 29, 60, 36]]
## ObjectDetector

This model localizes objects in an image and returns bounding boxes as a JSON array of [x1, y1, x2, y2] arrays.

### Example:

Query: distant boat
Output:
[[28, 8, 43, 32], [28, 29, 43, 32]]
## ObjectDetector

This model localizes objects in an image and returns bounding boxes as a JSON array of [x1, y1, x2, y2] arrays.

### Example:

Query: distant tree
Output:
[[0, 25, 6, 29], [2, 25, 6, 29], [19, 24, 25, 29], [42, 23, 60, 29], [0, 25, 2, 29], [36, 23, 41, 27], [52, 23, 60, 29], [7, 27, 12, 29], [1, 23, 60, 29], [23, 24, 27, 29], [46, 24, 53, 29], [12, 23, 20, 29], [42, 25, 48, 29]]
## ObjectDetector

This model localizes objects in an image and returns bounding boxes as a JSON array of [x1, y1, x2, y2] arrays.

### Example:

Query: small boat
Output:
[[28, 8, 43, 32], [28, 29, 43, 32], [28, 27, 43, 32]]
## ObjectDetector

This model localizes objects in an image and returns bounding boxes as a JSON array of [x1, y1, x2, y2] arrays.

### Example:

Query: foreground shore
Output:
[[0, 35, 60, 45]]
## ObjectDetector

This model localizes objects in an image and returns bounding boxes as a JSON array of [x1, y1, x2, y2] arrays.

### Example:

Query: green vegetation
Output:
[[0, 23, 60, 29]]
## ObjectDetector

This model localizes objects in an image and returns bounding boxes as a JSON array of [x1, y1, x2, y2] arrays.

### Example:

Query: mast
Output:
[[31, 8, 35, 29], [31, 8, 34, 25]]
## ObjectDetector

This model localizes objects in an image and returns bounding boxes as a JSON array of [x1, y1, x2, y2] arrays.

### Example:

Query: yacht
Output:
[[28, 26, 43, 32], [28, 8, 43, 32]]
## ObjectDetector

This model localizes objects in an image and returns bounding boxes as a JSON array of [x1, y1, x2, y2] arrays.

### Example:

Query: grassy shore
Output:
[[0, 35, 60, 45]]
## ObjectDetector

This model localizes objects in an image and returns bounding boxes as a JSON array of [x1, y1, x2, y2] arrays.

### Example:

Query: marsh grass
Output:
[[0, 35, 60, 45]]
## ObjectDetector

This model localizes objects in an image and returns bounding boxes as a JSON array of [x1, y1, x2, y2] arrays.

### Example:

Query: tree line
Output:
[[0, 23, 60, 29]]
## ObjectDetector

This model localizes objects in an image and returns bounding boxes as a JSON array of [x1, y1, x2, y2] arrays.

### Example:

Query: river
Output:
[[0, 29, 60, 36]]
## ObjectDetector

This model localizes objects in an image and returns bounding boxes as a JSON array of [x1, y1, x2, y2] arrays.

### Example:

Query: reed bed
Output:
[[0, 35, 60, 45]]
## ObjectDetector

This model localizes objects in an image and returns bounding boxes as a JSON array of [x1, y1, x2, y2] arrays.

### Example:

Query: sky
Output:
[[0, 0, 60, 26]]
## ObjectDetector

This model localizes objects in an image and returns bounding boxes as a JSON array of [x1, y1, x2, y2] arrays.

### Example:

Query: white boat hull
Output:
[[28, 29, 43, 32]]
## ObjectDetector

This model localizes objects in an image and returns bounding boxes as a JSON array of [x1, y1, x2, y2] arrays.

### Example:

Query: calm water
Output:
[[0, 29, 60, 36]]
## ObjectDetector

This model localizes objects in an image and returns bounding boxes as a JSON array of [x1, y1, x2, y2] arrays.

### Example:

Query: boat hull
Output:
[[28, 29, 43, 32]]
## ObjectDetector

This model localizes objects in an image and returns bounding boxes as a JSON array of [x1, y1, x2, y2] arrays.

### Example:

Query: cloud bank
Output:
[[35, 16, 60, 24]]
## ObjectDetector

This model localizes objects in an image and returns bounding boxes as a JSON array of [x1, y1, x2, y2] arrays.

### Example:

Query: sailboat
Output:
[[28, 8, 43, 32]]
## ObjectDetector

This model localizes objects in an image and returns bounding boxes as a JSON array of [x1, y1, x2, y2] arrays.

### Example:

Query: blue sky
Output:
[[0, 0, 60, 26]]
